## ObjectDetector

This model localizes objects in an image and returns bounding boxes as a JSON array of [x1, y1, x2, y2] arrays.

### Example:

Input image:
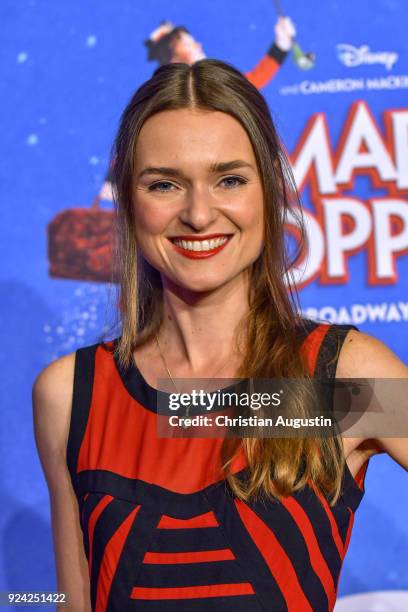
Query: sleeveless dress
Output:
[[66, 318, 370, 612]]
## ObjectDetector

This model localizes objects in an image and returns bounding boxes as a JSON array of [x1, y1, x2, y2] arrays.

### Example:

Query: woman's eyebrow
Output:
[[137, 160, 254, 181]]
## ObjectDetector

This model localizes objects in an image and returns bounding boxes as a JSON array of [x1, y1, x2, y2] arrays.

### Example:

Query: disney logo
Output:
[[337, 44, 398, 70]]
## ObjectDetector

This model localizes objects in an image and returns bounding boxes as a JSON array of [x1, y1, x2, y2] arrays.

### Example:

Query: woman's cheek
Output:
[[134, 202, 170, 234]]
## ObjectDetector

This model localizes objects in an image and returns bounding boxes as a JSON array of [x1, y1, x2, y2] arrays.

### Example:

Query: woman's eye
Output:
[[147, 176, 247, 192], [148, 181, 176, 192], [220, 176, 247, 188]]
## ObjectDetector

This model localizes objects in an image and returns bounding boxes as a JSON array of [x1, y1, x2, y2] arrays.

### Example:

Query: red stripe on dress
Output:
[[300, 323, 330, 376], [280, 495, 336, 610], [354, 459, 369, 490], [143, 549, 235, 564], [342, 508, 355, 558], [131, 582, 255, 600], [95, 505, 141, 612], [88, 495, 114, 579], [308, 481, 345, 557], [234, 498, 313, 612], [157, 511, 219, 529], [335, 508, 354, 599]]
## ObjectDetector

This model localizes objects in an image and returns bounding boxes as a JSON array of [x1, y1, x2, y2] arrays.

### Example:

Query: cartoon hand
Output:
[[274, 16, 296, 52]]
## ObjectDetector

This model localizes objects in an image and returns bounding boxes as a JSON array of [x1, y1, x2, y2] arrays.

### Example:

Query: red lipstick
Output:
[[168, 234, 233, 259]]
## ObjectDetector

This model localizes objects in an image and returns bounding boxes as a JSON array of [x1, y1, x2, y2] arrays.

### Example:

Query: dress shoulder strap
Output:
[[298, 320, 368, 511], [66, 342, 99, 496], [313, 321, 359, 379], [297, 317, 359, 378]]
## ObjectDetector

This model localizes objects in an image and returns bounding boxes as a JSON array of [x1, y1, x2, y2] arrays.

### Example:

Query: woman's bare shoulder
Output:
[[336, 329, 407, 378], [32, 352, 77, 486], [32, 351, 77, 415]]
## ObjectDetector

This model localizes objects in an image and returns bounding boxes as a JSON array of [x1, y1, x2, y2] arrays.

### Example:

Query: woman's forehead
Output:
[[136, 109, 254, 158]]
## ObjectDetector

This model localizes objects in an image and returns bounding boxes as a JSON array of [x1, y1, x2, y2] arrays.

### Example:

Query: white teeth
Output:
[[173, 236, 229, 251]]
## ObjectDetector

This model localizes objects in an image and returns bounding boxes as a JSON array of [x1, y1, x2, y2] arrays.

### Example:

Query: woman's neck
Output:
[[157, 274, 250, 376]]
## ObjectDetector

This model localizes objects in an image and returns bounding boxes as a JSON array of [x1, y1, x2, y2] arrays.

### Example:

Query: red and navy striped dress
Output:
[[66, 319, 370, 611]]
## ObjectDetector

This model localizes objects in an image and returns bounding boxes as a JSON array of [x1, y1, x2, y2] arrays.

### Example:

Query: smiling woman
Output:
[[32, 58, 408, 612], [130, 107, 265, 292]]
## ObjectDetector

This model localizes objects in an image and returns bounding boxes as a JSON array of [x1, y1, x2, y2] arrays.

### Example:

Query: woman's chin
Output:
[[164, 274, 233, 295]]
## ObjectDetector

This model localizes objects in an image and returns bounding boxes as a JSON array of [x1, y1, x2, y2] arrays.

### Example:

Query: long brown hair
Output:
[[107, 59, 347, 506]]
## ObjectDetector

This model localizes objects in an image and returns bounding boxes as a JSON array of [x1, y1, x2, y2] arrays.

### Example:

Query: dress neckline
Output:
[[111, 337, 159, 411], [110, 336, 248, 413]]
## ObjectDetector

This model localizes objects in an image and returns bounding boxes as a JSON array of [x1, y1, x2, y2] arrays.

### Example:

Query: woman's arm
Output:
[[337, 329, 408, 470], [32, 354, 92, 612]]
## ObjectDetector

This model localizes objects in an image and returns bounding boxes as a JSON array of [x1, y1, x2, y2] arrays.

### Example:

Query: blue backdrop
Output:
[[1, 0, 407, 609]]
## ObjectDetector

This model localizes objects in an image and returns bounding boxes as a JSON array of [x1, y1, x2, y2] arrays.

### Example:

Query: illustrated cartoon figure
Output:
[[144, 17, 295, 82], [95, 16, 297, 205]]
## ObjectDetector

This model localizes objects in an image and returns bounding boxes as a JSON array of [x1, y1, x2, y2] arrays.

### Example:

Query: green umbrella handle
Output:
[[272, 0, 316, 70]]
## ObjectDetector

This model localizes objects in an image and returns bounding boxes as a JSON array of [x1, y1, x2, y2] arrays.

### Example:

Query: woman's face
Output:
[[132, 108, 264, 294]]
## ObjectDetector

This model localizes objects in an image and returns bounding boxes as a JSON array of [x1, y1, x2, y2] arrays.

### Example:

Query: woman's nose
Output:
[[178, 187, 217, 230]]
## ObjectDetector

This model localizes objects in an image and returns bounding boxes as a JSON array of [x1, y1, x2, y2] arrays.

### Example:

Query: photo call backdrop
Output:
[[1, 0, 407, 609]]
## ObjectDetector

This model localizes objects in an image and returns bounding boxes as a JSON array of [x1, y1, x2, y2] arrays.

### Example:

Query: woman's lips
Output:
[[168, 234, 233, 259]]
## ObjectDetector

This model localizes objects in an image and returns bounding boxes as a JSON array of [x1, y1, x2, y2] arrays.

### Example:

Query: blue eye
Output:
[[221, 176, 247, 188], [148, 181, 175, 192]]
